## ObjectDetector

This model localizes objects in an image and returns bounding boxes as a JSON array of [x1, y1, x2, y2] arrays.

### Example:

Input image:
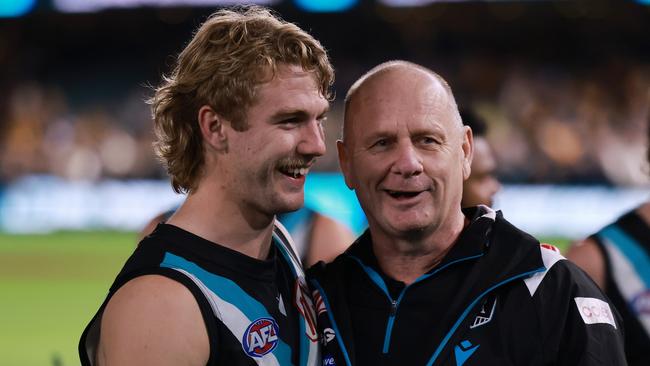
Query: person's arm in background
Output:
[[304, 213, 355, 267], [565, 237, 607, 290], [138, 213, 169, 242]]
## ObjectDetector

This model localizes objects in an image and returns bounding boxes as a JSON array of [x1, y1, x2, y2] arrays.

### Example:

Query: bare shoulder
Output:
[[97, 275, 209, 366], [565, 237, 606, 291]]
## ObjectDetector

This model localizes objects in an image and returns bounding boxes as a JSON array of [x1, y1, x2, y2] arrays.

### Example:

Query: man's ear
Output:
[[198, 105, 228, 152], [337, 140, 354, 190], [461, 125, 474, 180]]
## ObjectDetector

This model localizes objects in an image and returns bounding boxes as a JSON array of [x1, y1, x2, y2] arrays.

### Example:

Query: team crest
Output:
[[312, 288, 327, 316], [295, 277, 319, 341], [242, 317, 279, 358], [470, 295, 497, 329]]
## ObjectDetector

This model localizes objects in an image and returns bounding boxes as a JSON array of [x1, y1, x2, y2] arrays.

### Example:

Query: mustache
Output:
[[277, 157, 314, 169]]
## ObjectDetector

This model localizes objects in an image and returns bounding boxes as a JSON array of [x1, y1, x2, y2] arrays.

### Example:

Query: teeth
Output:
[[286, 167, 308, 178], [281, 166, 309, 178]]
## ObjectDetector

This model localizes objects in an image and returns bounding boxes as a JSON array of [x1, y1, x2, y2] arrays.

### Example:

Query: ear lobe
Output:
[[198, 105, 228, 152], [461, 126, 474, 180], [337, 140, 354, 190]]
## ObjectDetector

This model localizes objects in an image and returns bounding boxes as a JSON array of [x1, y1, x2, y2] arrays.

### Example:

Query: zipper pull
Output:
[[390, 300, 398, 316]]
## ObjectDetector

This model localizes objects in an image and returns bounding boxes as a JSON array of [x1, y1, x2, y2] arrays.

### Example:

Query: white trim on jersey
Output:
[[272, 219, 321, 366], [174, 268, 283, 366], [524, 246, 566, 296], [603, 240, 650, 336], [477, 205, 497, 221]]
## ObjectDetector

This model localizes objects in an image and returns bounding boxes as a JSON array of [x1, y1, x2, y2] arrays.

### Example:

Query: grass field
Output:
[[0, 231, 137, 366], [0, 231, 570, 366]]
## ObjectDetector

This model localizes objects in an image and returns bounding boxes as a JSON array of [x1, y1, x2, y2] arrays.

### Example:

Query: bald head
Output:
[[336, 60, 473, 248], [342, 61, 462, 143]]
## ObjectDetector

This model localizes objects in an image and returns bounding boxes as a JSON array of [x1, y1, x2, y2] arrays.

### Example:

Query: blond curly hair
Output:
[[150, 6, 334, 194]]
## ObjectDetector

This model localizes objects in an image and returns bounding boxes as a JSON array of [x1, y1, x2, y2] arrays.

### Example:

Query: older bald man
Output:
[[308, 61, 626, 366]]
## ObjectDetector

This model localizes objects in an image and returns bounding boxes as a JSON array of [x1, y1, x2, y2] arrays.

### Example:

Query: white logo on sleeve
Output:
[[574, 297, 617, 329]]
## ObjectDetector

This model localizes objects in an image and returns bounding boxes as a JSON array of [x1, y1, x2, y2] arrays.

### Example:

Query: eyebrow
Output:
[[271, 106, 330, 121]]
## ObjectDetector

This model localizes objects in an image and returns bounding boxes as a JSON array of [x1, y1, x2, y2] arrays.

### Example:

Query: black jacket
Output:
[[309, 207, 627, 366]]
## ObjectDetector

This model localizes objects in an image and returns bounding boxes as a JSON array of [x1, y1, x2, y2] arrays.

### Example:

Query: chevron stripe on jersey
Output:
[[600, 225, 650, 337], [161, 253, 292, 366]]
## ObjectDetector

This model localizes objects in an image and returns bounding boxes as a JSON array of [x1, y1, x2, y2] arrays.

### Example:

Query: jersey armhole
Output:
[[79, 267, 219, 366]]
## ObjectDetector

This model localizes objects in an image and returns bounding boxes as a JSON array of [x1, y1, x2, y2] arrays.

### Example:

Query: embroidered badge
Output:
[[470, 296, 497, 329], [242, 317, 280, 358], [295, 277, 319, 341]]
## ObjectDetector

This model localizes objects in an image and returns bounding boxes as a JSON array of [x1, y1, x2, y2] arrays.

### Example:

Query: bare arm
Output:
[[97, 275, 209, 366], [304, 214, 355, 267], [565, 238, 606, 291]]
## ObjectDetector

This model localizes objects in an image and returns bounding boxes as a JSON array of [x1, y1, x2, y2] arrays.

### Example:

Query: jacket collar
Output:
[[344, 205, 544, 285]]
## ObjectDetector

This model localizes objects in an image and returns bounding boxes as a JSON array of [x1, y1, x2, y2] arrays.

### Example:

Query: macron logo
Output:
[[454, 340, 479, 366]]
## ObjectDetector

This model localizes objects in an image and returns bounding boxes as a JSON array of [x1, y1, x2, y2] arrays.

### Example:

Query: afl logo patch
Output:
[[242, 317, 279, 358]]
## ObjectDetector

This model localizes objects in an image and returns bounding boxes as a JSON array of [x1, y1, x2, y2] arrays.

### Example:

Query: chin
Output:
[[274, 196, 304, 214], [387, 219, 431, 236]]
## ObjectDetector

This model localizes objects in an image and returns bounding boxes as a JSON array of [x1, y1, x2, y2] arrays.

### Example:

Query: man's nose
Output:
[[391, 142, 423, 178], [297, 120, 327, 157]]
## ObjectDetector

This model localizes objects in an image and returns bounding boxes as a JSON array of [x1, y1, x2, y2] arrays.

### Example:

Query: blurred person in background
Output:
[[79, 6, 333, 366], [140, 206, 354, 267], [460, 108, 501, 208], [309, 60, 627, 366], [567, 117, 650, 366]]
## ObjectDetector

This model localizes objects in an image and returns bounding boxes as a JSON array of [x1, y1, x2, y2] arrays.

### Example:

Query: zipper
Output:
[[390, 300, 398, 315], [350, 254, 486, 356], [382, 299, 399, 353]]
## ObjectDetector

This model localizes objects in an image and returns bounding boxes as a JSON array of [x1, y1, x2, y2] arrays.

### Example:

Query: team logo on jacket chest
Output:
[[470, 295, 497, 329], [242, 317, 279, 357]]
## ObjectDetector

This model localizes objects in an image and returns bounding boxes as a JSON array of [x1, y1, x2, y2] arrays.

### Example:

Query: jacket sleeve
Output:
[[533, 258, 627, 366]]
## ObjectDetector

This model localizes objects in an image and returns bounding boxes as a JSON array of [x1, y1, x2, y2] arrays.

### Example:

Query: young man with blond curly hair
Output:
[[80, 7, 333, 366]]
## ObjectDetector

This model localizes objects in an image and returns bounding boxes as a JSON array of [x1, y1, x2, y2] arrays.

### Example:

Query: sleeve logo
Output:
[[242, 317, 280, 357], [574, 297, 617, 329]]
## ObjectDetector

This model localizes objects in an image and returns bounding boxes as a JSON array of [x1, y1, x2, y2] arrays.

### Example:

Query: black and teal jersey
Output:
[[309, 206, 627, 366], [590, 208, 650, 366], [80, 222, 320, 366]]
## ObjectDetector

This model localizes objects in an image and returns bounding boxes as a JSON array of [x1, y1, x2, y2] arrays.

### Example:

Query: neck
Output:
[[167, 181, 275, 260], [371, 213, 467, 285]]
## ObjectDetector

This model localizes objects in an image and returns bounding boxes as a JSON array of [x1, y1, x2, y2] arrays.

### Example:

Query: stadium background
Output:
[[0, 0, 648, 364]]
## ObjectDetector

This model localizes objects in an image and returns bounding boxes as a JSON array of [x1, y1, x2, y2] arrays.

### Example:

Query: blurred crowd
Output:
[[1, 58, 647, 186], [0, 3, 648, 187]]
